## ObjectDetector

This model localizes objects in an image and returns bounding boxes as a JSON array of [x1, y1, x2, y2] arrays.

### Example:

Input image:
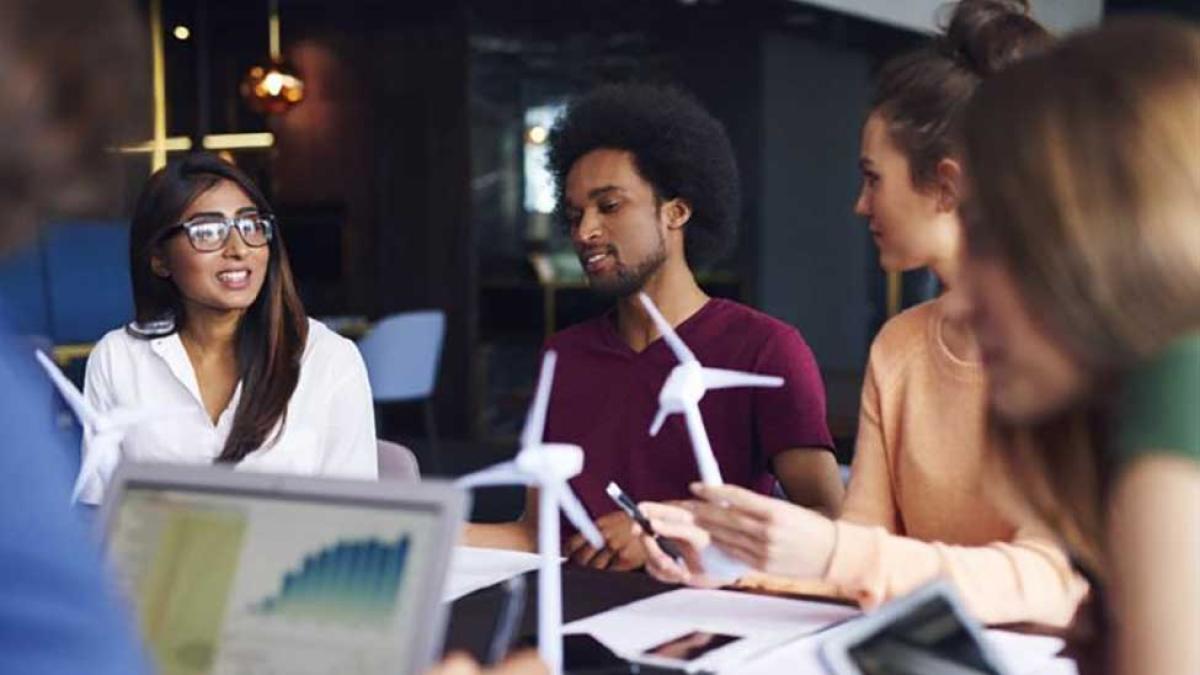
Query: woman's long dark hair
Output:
[[129, 152, 309, 463]]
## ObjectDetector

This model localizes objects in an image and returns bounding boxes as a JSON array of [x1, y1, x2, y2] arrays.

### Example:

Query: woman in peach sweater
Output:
[[639, 0, 1087, 628]]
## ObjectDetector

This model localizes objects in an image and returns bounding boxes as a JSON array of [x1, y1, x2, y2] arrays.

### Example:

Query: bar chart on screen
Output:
[[109, 488, 440, 675], [209, 532, 418, 674], [250, 535, 411, 625]]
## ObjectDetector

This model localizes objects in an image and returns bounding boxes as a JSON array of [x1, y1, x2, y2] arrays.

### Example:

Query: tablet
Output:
[[820, 580, 1011, 675]]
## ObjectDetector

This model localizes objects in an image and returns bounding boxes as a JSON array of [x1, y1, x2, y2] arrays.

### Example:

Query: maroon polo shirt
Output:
[[544, 298, 834, 535]]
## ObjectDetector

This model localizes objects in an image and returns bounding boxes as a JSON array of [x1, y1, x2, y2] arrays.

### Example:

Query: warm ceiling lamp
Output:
[[240, 0, 304, 115]]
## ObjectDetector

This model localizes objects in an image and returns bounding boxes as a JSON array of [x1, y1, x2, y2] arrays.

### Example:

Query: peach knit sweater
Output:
[[823, 298, 1088, 627]]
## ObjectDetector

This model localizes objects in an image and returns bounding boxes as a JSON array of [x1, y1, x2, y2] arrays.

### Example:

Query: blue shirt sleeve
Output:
[[0, 329, 148, 675]]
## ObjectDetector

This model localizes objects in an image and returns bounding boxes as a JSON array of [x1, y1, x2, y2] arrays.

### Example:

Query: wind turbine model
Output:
[[35, 350, 187, 504], [456, 351, 603, 675], [638, 292, 784, 580]]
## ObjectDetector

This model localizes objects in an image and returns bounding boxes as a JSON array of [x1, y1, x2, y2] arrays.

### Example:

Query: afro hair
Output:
[[547, 83, 741, 268]]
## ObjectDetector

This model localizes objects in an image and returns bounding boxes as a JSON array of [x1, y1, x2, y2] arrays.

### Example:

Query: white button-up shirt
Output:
[[80, 318, 378, 503]]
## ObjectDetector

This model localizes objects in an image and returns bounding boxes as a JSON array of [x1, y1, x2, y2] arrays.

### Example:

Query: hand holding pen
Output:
[[605, 481, 687, 565], [623, 496, 728, 589]]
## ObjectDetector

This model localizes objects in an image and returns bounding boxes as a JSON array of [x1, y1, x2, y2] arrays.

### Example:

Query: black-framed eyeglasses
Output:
[[162, 212, 275, 253]]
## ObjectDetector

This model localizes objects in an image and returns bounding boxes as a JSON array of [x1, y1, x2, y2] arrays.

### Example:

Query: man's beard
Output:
[[587, 234, 667, 299]]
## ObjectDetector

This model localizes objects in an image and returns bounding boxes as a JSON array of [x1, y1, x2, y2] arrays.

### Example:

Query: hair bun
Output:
[[941, 0, 1051, 77]]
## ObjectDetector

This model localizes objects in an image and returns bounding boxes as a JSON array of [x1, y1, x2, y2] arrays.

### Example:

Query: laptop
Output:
[[97, 462, 467, 675]]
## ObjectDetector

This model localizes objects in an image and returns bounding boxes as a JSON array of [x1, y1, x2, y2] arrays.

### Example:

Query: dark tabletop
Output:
[[441, 565, 1087, 671], [443, 565, 679, 660]]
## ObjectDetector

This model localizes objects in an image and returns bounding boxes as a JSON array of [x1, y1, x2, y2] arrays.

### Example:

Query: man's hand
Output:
[[563, 510, 647, 571]]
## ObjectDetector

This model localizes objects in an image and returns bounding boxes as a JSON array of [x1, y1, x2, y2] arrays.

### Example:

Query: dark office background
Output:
[[0, 1, 1193, 511]]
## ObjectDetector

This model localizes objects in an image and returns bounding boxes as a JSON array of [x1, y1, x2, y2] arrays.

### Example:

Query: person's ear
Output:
[[150, 252, 171, 278], [935, 158, 964, 213], [663, 198, 693, 231]]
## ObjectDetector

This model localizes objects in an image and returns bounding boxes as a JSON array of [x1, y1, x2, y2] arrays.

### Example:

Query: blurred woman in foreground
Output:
[[953, 17, 1199, 674]]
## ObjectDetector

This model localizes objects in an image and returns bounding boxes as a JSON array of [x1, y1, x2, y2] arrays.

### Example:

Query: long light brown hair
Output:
[[961, 18, 1200, 576]]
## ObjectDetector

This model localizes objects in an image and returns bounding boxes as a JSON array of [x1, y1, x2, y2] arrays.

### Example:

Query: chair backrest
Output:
[[377, 439, 421, 481], [0, 221, 132, 343], [356, 310, 445, 402], [44, 221, 134, 344]]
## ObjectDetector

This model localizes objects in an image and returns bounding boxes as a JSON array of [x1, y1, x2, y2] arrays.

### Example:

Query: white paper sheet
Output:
[[442, 546, 542, 602], [734, 622, 1070, 674], [736, 630, 826, 674], [563, 588, 860, 672], [1029, 657, 1079, 675], [985, 629, 1067, 675]]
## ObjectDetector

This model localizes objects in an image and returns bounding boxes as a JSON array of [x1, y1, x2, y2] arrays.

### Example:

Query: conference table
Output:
[[444, 565, 1088, 673]]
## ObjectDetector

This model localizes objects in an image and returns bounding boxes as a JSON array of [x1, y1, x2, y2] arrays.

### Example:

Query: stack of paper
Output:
[[564, 588, 859, 671], [563, 587, 1073, 674]]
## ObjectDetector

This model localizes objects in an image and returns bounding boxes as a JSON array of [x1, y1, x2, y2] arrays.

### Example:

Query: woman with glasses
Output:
[[76, 152, 377, 503]]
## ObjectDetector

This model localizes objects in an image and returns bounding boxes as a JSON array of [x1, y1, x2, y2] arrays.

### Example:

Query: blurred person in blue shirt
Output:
[[0, 0, 149, 672]]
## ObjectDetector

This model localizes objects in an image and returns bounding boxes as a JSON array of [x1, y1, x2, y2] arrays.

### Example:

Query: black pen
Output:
[[605, 481, 686, 564]]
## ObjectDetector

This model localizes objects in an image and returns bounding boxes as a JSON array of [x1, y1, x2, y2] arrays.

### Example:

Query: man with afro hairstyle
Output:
[[466, 83, 843, 571]]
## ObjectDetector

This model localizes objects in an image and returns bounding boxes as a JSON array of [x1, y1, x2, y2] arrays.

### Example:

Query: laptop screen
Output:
[[106, 482, 446, 675]]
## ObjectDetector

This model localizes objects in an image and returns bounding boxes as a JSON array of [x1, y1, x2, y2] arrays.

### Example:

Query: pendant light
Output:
[[240, 0, 304, 114]]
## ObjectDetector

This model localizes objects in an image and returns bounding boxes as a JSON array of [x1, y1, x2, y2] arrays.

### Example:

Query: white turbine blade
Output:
[[455, 461, 534, 489], [520, 351, 557, 450], [71, 471, 93, 504], [648, 408, 669, 436], [558, 485, 603, 549], [72, 431, 121, 504], [701, 367, 784, 391], [35, 351, 97, 429], [638, 292, 696, 363], [72, 444, 105, 502]]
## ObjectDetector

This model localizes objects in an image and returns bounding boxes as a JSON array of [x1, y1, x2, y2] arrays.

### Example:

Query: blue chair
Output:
[[0, 244, 50, 337], [356, 310, 445, 471], [0, 221, 132, 344], [42, 221, 133, 345]]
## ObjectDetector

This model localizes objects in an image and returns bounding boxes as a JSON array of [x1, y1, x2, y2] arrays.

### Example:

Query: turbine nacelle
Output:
[[660, 361, 705, 403], [514, 443, 585, 481]]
